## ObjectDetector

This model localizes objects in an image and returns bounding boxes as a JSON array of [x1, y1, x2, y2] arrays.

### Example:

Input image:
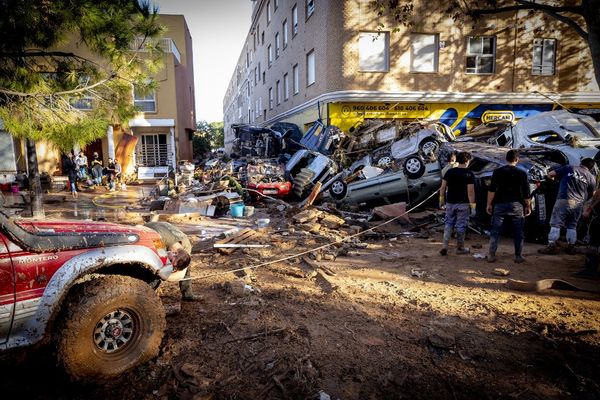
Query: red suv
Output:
[[0, 211, 184, 380]]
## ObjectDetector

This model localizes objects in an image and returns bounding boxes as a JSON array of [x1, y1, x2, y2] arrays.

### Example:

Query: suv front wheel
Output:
[[56, 275, 166, 381]]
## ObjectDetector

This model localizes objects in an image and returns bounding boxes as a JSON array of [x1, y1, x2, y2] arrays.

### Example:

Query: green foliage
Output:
[[209, 121, 225, 148], [192, 132, 212, 159], [0, 0, 164, 150], [196, 120, 225, 150]]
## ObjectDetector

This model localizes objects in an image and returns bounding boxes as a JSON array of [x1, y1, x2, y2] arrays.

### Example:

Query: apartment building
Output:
[[10, 14, 196, 180], [223, 0, 600, 151]]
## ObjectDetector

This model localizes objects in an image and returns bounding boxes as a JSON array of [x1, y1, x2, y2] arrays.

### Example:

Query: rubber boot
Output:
[[440, 226, 452, 256], [538, 242, 559, 255], [180, 280, 200, 301], [456, 232, 470, 254]]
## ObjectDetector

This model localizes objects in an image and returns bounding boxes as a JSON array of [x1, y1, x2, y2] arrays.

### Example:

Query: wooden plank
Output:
[[215, 228, 260, 254]]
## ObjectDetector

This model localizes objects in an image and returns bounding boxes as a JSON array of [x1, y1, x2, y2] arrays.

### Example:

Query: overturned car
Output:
[[246, 161, 291, 198], [231, 123, 303, 159]]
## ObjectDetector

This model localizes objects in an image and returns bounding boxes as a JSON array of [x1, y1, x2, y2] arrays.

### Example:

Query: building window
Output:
[[263, 71, 266, 83], [275, 32, 280, 58], [133, 86, 156, 112], [254, 67, 258, 86], [268, 44, 273, 66], [261, 31, 265, 45], [269, 87, 274, 109], [293, 64, 299, 94], [267, 1, 271, 23], [255, 99, 260, 116], [466, 36, 496, 74], [292, 4, 298, 36], [282, 20, 288, 48], [306, 0, 314, 19], [532, 38, 556, 76], [358, 32, 389, 72], [410, 33, 438, 73], [284, 72, 289, 100], [276, 80, 281, 105], [274, 0, 279, 10], [306, 50, 315, 86]]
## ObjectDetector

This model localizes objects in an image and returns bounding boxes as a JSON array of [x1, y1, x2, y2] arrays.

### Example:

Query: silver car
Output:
[[327, 160, 442, 206]]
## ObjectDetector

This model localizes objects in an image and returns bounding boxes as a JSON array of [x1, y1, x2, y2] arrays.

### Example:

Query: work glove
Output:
[[439, 195, 445, 210], [469, 203, 477, 218]]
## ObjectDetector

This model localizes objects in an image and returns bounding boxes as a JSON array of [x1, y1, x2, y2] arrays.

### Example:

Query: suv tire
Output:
[[293, 167, 315, 198], [56, 275, 166, 381]]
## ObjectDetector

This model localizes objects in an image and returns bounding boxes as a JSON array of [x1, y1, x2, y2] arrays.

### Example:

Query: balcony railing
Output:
[[132, 37, 181, 64]]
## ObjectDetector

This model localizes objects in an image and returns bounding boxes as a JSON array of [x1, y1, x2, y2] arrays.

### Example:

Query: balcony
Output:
[[132, 37, 181, 64]]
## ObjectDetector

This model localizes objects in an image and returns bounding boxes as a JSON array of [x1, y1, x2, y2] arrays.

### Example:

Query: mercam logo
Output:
[[481, 110, 515, 123]]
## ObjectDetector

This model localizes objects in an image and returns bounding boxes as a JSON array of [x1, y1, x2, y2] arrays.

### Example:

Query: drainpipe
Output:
[[170, 127, 177, 185], [107, 125, 115, 160]]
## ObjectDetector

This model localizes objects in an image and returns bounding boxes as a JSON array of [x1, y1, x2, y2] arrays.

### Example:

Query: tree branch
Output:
[[0, 50, 101, 66], [469, 0, 588, 40], [0, 74, 116, 97], [470, 2, 583, 16]]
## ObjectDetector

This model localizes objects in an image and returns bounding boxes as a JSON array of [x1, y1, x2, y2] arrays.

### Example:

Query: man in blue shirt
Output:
[[539, 158, 597, 255]]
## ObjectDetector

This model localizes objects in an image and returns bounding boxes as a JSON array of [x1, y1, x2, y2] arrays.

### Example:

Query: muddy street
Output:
[[1, 202, 599, 400]]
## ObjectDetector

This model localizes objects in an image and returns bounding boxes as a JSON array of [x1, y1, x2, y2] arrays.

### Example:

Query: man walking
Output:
[[439, 151, 476, 255], [487, 150, 531, 263], [539, 158, 596, 255]]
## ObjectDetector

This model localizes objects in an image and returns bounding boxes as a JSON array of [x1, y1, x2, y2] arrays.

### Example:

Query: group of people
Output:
[[439, 149, 599, 279], [62, 151, 122, 198]]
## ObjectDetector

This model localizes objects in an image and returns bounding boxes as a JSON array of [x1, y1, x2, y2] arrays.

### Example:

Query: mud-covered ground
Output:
[[1, 196, 600, 400]]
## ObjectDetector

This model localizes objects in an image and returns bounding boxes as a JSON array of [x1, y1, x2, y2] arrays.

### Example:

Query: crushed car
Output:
[[0, 211, 186, 380], [325, 122, 453, 206], [463, 110, 600, 165], [440, 142, 569, 242], [246, 160, 291, 198], [231, 123, 303, 159]]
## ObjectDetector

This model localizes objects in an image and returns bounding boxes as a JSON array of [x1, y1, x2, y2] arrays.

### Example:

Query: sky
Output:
[[152, 0, 253, 123]]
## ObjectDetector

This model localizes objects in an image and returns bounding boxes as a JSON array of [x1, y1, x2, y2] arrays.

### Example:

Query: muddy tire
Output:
[[293, 167, 315, 198], [56, 275, 166, 381]]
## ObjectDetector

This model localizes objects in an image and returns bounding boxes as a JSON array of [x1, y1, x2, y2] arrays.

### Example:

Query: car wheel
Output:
[[292, 167, 315, 198], [403, 156, 425, 179], [377, 156, 392, 168], [56, 275, 166, 381], [419, 138, 439, 157], [329, 179, 348, 200]]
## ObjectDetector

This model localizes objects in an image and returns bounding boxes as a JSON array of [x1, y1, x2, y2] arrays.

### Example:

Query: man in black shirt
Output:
[[486, 150, 531, 263], [439, 151, 476, 255]]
